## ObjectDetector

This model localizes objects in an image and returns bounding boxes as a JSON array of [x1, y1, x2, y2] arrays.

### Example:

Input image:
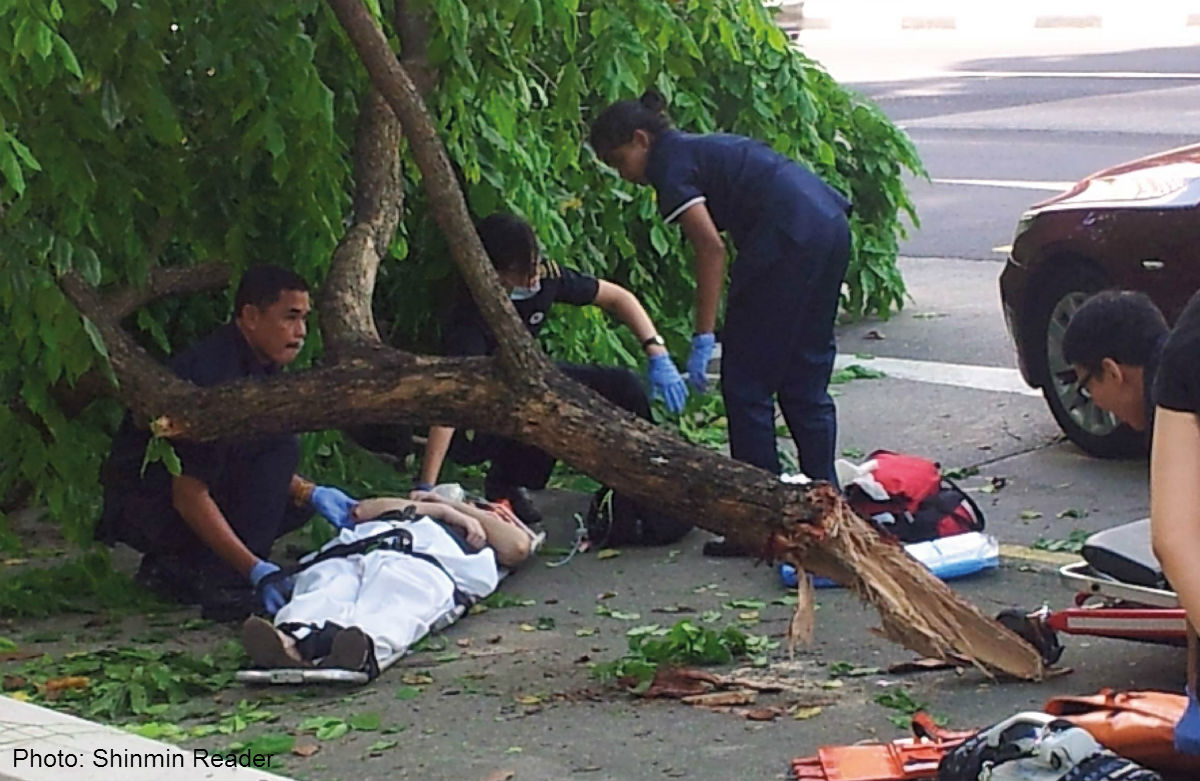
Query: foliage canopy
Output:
[[0, 0, 923, 545]]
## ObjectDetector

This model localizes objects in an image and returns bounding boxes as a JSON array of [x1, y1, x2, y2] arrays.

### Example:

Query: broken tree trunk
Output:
[[56, 0, 1045, 681]]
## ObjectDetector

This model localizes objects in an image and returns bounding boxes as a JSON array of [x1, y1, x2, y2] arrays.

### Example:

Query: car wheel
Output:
[[1032, 267, 1145, 459]]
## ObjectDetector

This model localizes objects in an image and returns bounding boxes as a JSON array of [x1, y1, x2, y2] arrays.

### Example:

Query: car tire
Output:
[[1030, 264, 1145, 459]]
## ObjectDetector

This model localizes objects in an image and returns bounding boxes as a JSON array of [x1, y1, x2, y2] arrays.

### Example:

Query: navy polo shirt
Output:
[[644, 130, 851, 251], [98, 323, 300, 558], [443, 260, 600, 357]]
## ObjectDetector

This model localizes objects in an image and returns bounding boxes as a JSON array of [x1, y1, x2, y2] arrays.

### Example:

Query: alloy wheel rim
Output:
[[1046, 291, 1121, 437]]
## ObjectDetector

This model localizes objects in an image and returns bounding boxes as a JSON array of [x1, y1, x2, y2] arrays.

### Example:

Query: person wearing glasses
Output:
[[411, 213, 688, 528], [1061, 290, 1169, 437]]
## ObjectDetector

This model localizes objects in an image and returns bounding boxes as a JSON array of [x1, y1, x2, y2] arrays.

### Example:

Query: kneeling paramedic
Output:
[[97, 266, 362, 620], [412, 212, 689, 527]]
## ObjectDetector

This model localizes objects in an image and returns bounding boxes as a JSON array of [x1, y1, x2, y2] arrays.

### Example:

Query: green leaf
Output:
[[52, 34, 82, 79], [0, 145, 26, 195], [395, 686, 421, 701], [240, 733, 294, 756], [99, 0, 117, 12], [367, 739, 398, 753], [348, 712, 381, 731]]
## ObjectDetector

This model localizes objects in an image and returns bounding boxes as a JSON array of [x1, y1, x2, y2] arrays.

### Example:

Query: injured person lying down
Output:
[[240, 490, 537, 679]]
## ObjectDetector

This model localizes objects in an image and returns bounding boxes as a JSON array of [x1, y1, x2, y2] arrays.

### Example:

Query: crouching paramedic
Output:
[[96, 266, 362, 621], [413, 212, 689, 530], [1061, 289, 1169, 443], [240, 491, 535, 677]]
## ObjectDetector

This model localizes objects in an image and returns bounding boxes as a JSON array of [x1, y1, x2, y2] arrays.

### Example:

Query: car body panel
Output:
[[1000, 143, 1200, 390]]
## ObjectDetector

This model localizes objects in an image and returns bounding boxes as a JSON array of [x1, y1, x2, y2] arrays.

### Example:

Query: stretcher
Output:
[[791, 712, 972, 781], [998, 520, 1185, 665]]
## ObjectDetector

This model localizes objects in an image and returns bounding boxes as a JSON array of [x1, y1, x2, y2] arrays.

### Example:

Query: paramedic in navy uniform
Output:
[[97, 266, 361, 620], [590, 90, 852, 555]]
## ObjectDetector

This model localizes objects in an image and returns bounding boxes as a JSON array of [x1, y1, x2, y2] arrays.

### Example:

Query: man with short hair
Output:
[[98, 265, 359, 620], [1061, 289, 1170, 436], [413, 212, 689, 534]]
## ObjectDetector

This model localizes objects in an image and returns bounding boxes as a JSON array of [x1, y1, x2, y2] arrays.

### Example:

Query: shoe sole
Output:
[[319, 626, 371, 670], [241, 616, 311, 669]]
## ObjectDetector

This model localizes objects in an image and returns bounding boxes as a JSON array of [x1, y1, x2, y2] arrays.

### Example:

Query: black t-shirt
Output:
[[1154, 290, 1200, 416], [442, 260, 600, 357], [98, 323, 300, 553]]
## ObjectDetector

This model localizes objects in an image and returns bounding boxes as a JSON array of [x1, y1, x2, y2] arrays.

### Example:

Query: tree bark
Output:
[[54, 0, 1046, 681]]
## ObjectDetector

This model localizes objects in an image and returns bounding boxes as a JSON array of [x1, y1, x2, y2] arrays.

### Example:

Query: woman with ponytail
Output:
[[590, 90, 852, 554]]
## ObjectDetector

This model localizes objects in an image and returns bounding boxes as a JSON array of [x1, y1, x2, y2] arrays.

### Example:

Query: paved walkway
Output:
[[0, 697, 292, 781]]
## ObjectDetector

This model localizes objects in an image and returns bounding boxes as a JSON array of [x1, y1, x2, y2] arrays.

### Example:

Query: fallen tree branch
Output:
[[105, 263, 231, 321], [325, 0, 547, 382]]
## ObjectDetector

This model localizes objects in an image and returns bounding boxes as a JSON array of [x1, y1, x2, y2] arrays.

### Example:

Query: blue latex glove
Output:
[[311, 485, 358, 530], [687, 333, 716, 392], [248, 560, 290, 616], [1176, 687, 1200, 754], [647, 353, 689, 414], [412, 481, 434, 493]]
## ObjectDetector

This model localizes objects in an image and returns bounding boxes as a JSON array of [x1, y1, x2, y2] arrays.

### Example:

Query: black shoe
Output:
[[319, 627, 379, 679], [486, 482, 543, 526], [702, 537, 752, 557]]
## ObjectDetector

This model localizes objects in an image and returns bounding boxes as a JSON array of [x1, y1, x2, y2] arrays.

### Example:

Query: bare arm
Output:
[[415, 425, 455, 490], [677, 203, 727, 334], [1151, 407, 1200, 634], [591, 280, 667, 358], [354, 494, 533, 567], [172, 474, 259, 577]]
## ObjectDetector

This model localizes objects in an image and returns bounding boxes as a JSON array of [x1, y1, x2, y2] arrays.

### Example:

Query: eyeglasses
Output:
[[1075, 370, 1094, 401]]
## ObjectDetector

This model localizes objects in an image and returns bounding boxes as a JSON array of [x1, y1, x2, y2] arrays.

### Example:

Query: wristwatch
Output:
[[641, 334, 666, 349]]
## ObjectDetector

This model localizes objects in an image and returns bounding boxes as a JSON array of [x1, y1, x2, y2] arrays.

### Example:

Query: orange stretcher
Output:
[[790, 713, 972, 781]]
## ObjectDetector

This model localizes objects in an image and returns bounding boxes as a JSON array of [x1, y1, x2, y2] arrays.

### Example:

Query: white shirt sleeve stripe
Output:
[[663, 195, 707, 224]]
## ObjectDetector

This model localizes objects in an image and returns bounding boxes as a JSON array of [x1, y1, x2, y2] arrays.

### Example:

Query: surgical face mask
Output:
[[508, 280, 541, 301]]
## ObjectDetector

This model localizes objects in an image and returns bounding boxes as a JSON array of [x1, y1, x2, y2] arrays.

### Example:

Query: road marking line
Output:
[[835, 354, 1041, 397], [932, 177, 1073, 192], [949, 69, 1200, 80]]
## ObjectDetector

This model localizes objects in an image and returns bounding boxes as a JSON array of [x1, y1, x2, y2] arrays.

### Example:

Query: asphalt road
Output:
[[802, 33, 1200, 260]]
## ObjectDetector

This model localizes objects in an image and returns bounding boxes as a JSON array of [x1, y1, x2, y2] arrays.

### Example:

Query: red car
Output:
[[1000, 143, 1200, 457]]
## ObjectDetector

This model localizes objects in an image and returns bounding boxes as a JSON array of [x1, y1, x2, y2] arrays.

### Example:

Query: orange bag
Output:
[[1044, 688, 1200, 776]]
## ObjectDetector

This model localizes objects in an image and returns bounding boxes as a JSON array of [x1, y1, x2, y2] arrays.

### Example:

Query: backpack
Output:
[[846, 450, 984, 543], [585, 488, 692, 547]]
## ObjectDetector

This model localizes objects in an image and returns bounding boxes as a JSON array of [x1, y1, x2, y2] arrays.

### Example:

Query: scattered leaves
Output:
[[1032, 529, 1090, 553], [596, 549, 621, 560]]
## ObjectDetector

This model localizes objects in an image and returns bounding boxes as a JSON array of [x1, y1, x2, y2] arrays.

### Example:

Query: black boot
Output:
[[485, 480, 543, 525]]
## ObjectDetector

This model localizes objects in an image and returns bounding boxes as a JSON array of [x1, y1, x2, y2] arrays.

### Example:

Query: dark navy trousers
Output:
[[720, 224, 851, 483]]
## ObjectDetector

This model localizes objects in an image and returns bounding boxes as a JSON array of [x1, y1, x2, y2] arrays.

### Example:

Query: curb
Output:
[[999, 543, 1078, 574], [0, 697, 294, 781]]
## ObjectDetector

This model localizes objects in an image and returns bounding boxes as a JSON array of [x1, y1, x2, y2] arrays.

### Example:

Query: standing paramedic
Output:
[[589, 90, 852, 555], [412, 212, 689, 527], [97, 266, 361, 620]]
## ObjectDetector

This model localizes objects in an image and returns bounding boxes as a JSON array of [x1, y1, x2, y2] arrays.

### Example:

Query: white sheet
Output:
[[273, 518, 500, 661]]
